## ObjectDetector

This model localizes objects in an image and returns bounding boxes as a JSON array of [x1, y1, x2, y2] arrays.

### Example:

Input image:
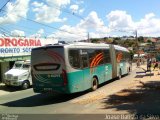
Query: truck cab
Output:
[[4, 60, 32, 89]]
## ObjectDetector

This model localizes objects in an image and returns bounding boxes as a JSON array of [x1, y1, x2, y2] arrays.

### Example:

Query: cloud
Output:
[[79, 8, 85, 14], [42, 10, 160, 41], [32, 0, 70, 23], [106, 10, 160, 37], [78, 11, 104, 29], [107, 10, 134, 30], [75, 0, 84, 5], [30, 29, 44, 38], [49, 25, 87, 41], [70, 5, 79, 13], [50, 11, 110, 41], [34, 10, 160, 40], [0, 0, 30, 25], [69, 4, 84, 14], [135, 13, 160, 37], [46, 0, 70, 7], [11, 30, 25, 37], [78, 11, 109, 36]]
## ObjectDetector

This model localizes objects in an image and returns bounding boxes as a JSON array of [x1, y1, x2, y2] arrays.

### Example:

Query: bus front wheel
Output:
[[21, 81, 30, 90], [91, 77, 98, 91]]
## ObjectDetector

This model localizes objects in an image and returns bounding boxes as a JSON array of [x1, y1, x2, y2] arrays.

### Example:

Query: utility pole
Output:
[[135, 30, 139, 51], [135, 30, 138, 49], [87, 32, 90, 43], [135, 30, 140, 61]]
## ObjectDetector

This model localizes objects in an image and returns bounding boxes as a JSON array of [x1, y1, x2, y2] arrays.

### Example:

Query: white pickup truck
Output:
[[4, 60, 32, 89]]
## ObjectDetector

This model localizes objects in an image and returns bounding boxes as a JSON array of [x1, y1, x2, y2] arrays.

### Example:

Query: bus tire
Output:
[[91, 77, 98, 91], [21, 81, 30, 90], [118, 69, 122, 79]]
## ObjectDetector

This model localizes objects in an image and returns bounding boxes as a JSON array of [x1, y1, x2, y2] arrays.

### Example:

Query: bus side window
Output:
[[87, 49, 95, 67], [80, 49, 89, 68], [94, 50, 104, 65], [103, 49, 111, 63], [122, 51, 125, 61], [69, 50, 81, 69], [81, 55, 89, 68], [116, 50, 123, 62]]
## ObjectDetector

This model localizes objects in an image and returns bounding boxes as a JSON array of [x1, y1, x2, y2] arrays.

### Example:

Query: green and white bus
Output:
[[31, 42, 131, 93]]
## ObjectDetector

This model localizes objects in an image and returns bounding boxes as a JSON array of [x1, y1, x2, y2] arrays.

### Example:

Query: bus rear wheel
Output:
[[91, 77, 98, 91]]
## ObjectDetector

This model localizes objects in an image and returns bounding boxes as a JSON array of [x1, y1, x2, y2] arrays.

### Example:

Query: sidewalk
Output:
[[95, 66, 160, 114]]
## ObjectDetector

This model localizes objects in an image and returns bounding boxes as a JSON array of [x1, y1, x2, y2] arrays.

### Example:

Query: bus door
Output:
[[110, 45, 117, 78], [80, 50, 90, 89], [103, 49, 112, 81]]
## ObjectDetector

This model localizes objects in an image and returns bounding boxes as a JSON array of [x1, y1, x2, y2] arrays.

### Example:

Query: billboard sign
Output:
[[0, 37, 57, 57]]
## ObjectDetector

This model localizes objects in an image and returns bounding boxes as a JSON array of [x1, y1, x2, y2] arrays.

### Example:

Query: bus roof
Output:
[[33, 42, 128, 51], [114, 45, 129, 52], [66, 42, 110, 48], [33, 42, 110, 50]]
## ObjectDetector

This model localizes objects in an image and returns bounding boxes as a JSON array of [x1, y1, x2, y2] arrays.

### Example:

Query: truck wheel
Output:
[[21, 81, 30, 90], [5, 84, 10, 87], [91, 77, 98, 91]]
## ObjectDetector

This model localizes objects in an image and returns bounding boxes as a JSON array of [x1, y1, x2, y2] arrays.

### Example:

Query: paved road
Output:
[[0, 65, 145, 120]]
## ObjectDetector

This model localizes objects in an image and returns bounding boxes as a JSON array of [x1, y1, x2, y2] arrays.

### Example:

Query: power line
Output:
[[0, 1, 106, 39], [47, 3, 106, 29], [0, 27, 12, 36], [52, 4, 85, 20], [0, 1, 134, 39], [0, 0, 11, 11], [4, 22, 51, 37], [1, 9, 87, 38]]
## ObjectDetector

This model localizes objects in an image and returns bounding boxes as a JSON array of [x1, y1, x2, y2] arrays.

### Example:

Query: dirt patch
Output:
[[104, 89, 143, 106], [71, 81, 140, 105], [115, 91, 131, 96], [104, 80, 160, 106], [101, 80, 160, 115], [72, 92, 106, 104]]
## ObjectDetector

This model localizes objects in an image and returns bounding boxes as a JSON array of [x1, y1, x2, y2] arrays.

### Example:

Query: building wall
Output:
[[0, 62, 10, 82]]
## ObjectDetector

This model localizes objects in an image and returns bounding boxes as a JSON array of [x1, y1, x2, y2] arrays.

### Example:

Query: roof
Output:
[[33, 42, 129, 52], [0, 55, 30, 62], [114, 45, 129, 52], [15, 60, 30, 64]]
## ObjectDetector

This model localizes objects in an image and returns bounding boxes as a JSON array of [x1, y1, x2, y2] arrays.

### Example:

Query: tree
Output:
[[91, 38, 99, 43], [147, 39, 152, 43], [138, 36, 144, 43]]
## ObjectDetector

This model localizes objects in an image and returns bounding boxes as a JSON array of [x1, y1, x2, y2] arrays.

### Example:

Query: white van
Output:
[[4, 60, 32, 89]]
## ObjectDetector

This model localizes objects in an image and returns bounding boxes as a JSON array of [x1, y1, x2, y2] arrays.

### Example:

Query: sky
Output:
[[0, 0, 160, 42]]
